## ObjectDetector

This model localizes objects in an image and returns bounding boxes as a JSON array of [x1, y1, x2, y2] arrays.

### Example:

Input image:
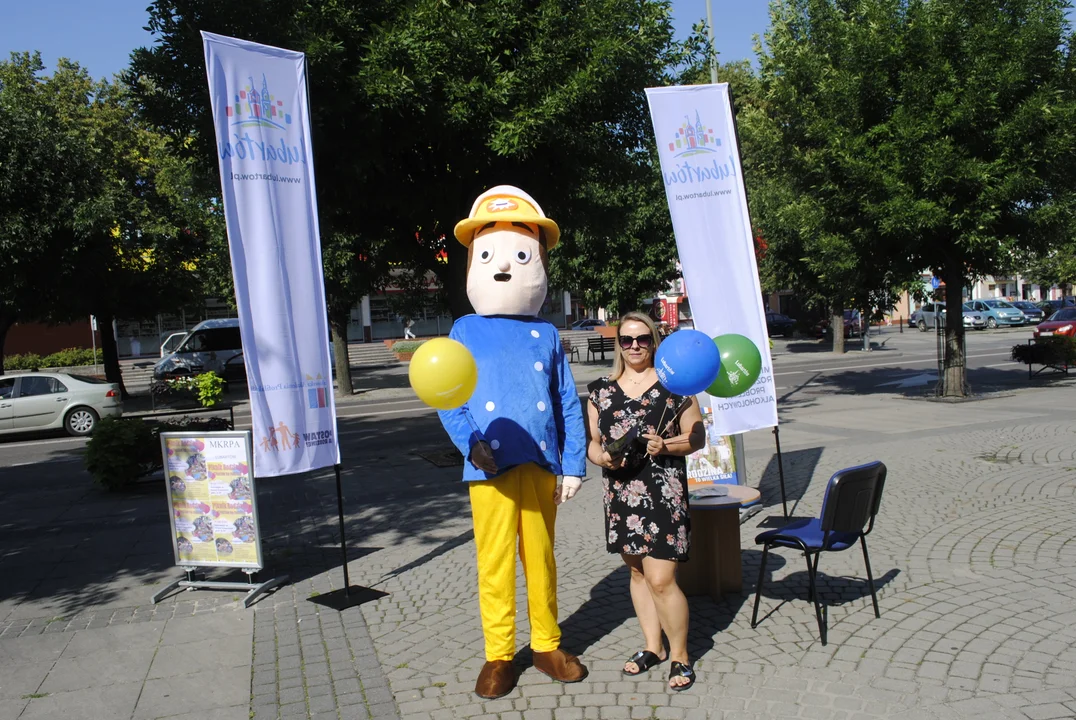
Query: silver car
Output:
[[154, 319, 243, 380], [0, 373, 122, 437]]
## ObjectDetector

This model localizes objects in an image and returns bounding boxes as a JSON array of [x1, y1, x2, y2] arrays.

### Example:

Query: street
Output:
[[0, 324, 1041, 469]]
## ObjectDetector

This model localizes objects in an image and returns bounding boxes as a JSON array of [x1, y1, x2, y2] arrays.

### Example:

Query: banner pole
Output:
[[334, 464, 351, 596], [772, 426, 789, 518]]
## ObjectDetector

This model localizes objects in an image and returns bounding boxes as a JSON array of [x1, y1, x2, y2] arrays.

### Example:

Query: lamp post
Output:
[[706, 0, 718, 83]]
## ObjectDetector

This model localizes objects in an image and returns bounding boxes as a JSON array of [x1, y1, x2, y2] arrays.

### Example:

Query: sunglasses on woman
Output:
[[618, 333, 653, 349]]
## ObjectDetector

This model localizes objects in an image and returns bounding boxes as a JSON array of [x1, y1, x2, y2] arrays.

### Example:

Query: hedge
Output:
[[6, 347, 100, 370]]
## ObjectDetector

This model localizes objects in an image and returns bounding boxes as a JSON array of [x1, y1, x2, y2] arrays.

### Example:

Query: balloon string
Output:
[[462, 405, 485, 442]]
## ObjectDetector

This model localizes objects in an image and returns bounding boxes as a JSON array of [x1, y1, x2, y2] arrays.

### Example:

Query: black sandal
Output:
[[622, 650, 664, 676], [668, 661, 695, 691]]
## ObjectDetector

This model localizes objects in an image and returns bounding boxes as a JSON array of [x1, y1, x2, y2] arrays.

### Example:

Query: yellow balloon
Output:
[[408, 338, 478, 410]]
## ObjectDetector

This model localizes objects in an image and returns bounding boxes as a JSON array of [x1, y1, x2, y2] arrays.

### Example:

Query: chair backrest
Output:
[[819, 461, 886, 536]]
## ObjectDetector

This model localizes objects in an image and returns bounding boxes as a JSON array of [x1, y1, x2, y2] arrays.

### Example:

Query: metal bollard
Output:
[[899, 316, 903, 333]]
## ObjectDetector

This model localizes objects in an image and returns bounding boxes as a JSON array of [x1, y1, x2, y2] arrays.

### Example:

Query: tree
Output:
[[0, 53, 212, 389], [130, 1, 706, 348], [744, 0, 920, 355], [746, 0, 1076, 383], [0, 53, 97, 374]]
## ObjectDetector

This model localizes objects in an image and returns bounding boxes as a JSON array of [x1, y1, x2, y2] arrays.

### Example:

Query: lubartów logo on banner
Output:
[[217, 74, 306, 169], [659, 110, 739, 189]]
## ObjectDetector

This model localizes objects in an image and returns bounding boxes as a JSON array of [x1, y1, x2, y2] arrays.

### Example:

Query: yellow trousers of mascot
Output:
[[469, 463, 560, 661]]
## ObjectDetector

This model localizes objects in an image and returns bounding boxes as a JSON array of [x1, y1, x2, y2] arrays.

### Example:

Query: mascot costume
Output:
[[438, 185, 588, 699]]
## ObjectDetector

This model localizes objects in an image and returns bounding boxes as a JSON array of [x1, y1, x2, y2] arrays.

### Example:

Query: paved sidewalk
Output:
[[2, 357, 1075, 719]]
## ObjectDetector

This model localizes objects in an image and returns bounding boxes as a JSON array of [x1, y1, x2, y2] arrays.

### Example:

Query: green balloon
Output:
[[707, 333, 763, 398]]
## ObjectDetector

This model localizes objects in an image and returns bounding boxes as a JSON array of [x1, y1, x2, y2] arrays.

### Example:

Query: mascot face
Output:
[[467, 221, 548, 316]]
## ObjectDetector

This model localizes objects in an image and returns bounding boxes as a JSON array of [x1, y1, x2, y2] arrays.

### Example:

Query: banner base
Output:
[[151, 568, 288, 608], [308, 585, 388, 611]]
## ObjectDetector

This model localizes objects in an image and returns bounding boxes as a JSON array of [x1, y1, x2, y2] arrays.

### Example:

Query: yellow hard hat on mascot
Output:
[[453, 185, 561, 248]]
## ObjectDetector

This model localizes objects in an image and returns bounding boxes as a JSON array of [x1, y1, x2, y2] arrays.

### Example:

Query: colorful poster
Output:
[[162, 432, 262, 569], [686, 406, 740, 487]]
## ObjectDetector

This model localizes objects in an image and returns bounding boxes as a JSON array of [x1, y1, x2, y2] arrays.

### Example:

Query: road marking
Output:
[[0, 437, 87, 451], [774, 350, 1012, 377]]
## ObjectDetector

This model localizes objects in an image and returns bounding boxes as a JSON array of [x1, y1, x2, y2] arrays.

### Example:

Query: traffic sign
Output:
[[931, 276, 940, 289]]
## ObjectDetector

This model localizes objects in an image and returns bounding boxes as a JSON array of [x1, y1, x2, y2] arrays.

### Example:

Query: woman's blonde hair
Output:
[[610, 311, 662, 381]]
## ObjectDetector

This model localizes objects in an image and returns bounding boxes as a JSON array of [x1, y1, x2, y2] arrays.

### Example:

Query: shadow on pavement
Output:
[[753, 446, 825, 518], [807, 364, 1073, 397], [0, 410, 473, 617]]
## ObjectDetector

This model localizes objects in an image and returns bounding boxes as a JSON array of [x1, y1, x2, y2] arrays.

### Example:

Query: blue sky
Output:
[[0, 1, 768, 81]]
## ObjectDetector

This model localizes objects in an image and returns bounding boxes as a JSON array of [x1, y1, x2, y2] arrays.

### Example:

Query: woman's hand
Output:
[[598, 450, 627, 471], [642, 433, 666, 457]]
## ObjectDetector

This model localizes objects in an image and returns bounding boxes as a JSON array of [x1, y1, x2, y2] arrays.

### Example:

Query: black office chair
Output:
[[751, 461, 887, 645]]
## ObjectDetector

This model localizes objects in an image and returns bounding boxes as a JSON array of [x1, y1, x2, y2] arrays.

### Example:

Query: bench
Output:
[[586, 336, 616, 362], [561, 337, 579, 363]]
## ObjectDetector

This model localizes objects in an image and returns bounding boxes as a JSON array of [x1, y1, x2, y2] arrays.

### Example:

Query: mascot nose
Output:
[[497, 259, 511, 273]]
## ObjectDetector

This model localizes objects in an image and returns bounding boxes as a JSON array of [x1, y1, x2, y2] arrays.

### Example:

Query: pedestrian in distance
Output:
[[585, 311, 705, 691], [403, 316, 416, 339]]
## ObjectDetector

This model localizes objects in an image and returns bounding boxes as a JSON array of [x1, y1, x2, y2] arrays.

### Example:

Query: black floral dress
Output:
[[587, 377, 692, 561]]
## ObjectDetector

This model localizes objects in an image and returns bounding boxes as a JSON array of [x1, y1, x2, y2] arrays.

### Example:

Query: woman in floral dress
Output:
[[586, 312, 704, 691]]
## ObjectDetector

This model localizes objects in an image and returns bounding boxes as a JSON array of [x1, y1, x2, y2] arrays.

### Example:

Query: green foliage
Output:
[[5, 348, 99, 370], [85, 414, 233, 490], [745, 0, 1076, 383], [165, 372, 224, 408], [131, 0, 708, 321], [1011, 337, 1076, 366], [84, 416, 158, 490], [390, 340, 428, 354], [4, 353, 43, 371]]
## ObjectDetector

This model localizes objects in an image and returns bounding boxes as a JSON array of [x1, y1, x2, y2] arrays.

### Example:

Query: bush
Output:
[[1011, 337, 1076, 366], [391, 339, 428, 353], [85, 416, 159, 490], [154, 372, 225, 408], [44, 347, 98, 367], [5, 348, 98, 370], [85, 415, 233, 491], [6, 353, 44, 370]]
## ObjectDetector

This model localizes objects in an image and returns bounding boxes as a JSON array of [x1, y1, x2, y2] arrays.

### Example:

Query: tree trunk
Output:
[[330, 307, 353, 397], [940, 263, 968, 397], [98, 312, 129, 399], [830, 304, 845, 354]]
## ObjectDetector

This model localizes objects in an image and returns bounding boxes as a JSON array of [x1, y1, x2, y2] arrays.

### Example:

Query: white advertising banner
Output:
[[645, 84, 778, 435], [203, 32, 340, 476]]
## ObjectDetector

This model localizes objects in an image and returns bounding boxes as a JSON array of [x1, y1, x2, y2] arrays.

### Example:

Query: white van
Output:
[[153, 319, 243, 380]]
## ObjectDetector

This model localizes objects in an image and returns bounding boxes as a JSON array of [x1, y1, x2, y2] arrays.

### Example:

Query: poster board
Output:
[[685, 406, 742, 488], [161, 431, 263, 569]]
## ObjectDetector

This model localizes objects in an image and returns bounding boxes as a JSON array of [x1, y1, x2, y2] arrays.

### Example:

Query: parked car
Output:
[[154, 319, 243, 380], [159, 331, 188, 358], [570, 318, 605, 330], [911, 302, 985, 331], [765, 312, 796, 337], [814, 310, 863, 339], [964, 299, 1025, 329], [0, 372, 121, 437], [1009, 301, 1045, 325], [960, 303, 987, 330], [912, 302, 945, 331], [1037, 298, 1076, 316], [1033, 307, 1076, 339]]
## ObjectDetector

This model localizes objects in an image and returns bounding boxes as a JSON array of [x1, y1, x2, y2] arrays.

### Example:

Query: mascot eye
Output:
[[478, 248, 494, 264], [515, 248, 533, 264]]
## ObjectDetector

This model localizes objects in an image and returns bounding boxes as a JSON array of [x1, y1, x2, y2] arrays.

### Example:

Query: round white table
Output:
[[678, 485, 762, 602]]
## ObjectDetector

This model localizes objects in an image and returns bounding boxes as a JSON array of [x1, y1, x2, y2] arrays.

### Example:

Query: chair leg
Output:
[[751, 545, 770, 628], [806, 551, 826, 645], [861, 536, 880, 618]]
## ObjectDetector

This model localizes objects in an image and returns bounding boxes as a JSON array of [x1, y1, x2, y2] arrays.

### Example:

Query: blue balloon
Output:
[[654, 329, 722, 396]]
